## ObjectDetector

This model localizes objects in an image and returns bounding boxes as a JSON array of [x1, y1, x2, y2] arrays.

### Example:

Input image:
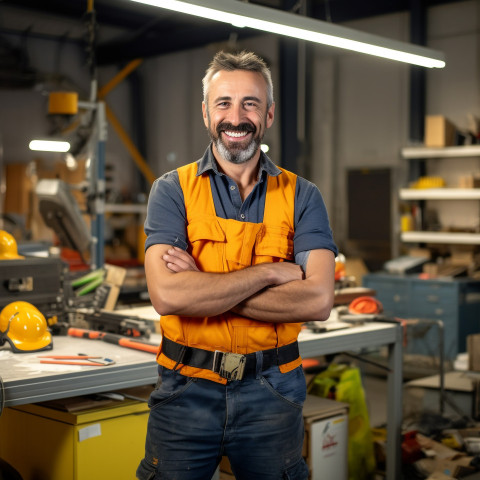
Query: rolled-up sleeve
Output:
[[293, 177, 338, 258], [144, 170, 188, 252]]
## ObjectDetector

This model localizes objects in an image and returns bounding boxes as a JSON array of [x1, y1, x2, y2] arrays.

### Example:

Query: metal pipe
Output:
[[98, 59, 143, 100], [105, 104, 156, 185], [409, 0, 427, 143]]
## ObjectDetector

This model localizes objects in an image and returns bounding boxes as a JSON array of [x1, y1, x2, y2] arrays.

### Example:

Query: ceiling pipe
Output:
[[409, 0, 427, 145]]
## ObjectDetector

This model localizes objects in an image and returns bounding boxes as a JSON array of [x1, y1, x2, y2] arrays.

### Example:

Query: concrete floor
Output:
[[363, 373, 388, 428]]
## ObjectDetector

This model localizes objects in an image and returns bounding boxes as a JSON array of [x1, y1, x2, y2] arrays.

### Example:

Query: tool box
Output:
[[0, 257, 69, 313]]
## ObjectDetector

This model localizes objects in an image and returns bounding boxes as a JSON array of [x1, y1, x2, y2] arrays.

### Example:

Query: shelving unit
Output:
[[402, 145, 480, 159], [399, 188, 480, 200], [401, 231, 480, 245], [399, 145, 480, 246]]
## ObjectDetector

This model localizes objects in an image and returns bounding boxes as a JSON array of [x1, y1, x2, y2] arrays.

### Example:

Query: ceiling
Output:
[[0, 0, 462, 69]]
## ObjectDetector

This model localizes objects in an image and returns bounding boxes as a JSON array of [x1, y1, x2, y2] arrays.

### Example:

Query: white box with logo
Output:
[[303, 395, 349, 480]]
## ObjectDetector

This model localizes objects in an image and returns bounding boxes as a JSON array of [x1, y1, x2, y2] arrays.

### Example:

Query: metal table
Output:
[[299, 320, 403, 480], [1, 316, 402, 480]]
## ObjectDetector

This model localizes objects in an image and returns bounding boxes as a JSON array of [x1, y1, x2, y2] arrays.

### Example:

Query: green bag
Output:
[[308, 363, 376, 480]]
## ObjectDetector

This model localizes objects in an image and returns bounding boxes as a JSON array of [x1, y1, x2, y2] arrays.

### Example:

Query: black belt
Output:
[[161, 336, 300, 381]]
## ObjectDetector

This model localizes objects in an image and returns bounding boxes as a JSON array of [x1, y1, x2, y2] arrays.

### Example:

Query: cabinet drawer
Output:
[[379, 300, 409, 318], [411, 283, 457, 314], [411, 282, 457, 302], [362, 278, 408, 299], [412, 303, 456, 320], [362, 276, 409, 317]]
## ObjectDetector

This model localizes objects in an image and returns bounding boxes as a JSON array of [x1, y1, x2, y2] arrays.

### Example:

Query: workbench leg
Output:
[[386, 324, 403, 480]]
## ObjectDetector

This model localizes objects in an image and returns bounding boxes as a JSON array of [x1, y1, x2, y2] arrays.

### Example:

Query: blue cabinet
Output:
[[362, 273, 480, 359]]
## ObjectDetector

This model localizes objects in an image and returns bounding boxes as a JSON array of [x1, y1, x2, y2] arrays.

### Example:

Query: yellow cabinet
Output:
[[0, 393, 151, 480]]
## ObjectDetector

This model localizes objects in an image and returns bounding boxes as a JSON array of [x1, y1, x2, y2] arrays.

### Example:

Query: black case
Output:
[[0, 257, 69, 313]]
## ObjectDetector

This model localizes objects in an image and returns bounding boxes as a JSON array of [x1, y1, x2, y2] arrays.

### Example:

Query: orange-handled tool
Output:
[[37, 354, 115, 366], [67, 328, 159, 354]]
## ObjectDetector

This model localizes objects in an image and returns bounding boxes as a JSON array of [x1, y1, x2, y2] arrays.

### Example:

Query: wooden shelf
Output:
[[399, 145, 480, 247], [399, 188, 480, 200], [401, 231, 480, 245], [401, 145, 480, 159]]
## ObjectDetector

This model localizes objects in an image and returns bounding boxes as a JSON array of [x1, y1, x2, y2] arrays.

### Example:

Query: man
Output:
[[137, 50, 337, 480]]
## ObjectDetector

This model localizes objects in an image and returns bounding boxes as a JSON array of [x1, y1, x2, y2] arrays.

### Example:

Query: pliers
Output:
[[38, 355, 115, 366]]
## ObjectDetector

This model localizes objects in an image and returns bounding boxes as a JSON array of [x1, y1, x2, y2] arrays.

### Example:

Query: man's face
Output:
[[202, 70, 274, 164]]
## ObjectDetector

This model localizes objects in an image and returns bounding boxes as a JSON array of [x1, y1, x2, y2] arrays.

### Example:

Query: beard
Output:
[[208, 121, 263, 165]]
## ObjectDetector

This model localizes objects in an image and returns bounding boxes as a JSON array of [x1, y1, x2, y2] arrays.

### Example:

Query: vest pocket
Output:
[[255, 225, 294, 261], [187, 218, 226, 272], [224, 220, 263, 267], [187, 218, 225, 243]]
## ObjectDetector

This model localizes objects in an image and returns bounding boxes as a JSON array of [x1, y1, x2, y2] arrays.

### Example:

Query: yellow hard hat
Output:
[[0, 230, 24, 260], [0, 301, 52, 353]]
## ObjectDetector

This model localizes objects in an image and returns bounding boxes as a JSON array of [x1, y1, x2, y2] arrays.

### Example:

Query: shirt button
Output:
[[230, 185, 236, 191], [240, 213, 245, 220]]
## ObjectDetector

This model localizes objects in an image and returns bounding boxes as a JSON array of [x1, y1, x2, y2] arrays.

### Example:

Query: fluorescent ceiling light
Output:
[[128, 0, 445, 68], [29, 140, 71, 152]]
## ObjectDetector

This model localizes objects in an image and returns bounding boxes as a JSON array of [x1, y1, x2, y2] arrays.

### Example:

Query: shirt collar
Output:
[[197, 144, 282, 179]]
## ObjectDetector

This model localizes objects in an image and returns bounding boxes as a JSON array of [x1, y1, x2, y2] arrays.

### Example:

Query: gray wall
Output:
[[1, 1, 479, 255]]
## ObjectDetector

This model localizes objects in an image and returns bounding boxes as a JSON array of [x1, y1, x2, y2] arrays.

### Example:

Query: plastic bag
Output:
[[308, 363, 376, 480]]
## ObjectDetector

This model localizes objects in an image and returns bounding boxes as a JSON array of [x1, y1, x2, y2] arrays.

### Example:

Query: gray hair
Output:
[[202, 50, 274, 110]]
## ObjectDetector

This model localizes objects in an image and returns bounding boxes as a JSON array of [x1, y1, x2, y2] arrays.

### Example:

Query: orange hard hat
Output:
[[348, 296, 383, 315]]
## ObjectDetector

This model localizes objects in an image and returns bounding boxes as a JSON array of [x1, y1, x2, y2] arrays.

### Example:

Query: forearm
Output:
[[145, 244, 303, 317], [150, 266, 273, 317], [232, 279, 334, 323], [232, 249, 336, 323]]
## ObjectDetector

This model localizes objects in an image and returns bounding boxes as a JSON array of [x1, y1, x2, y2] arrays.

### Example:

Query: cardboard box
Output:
[[3, 163, 33, 215], [414, 433, 475, 479], [459, 174, 480, 189], [97, 264, 127, 311], [404, 372, 478, 419], [449, 246, 480, 269], [220, 395, 349, 480], [425, 115, 457, 147], [468, 334, 480, 371], [303, 396, 349, 480], [344, 257, 369, 285]]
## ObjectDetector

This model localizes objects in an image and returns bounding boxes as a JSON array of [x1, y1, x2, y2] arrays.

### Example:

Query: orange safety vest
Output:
[[157, 161, 303, 383]]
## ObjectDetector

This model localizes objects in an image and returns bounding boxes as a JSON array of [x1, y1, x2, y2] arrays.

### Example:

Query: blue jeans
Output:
[[136, 361, 309, 480]]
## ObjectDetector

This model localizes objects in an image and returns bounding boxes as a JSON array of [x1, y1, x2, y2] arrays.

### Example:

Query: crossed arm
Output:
[[144, 244, 335, 324]]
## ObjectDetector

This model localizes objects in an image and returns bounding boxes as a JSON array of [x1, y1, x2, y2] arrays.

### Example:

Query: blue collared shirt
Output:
[[145, 146, 337, 269]]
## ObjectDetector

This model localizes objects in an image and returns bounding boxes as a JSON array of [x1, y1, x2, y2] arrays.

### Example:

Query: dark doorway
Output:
[[346, 168, 392, 271]]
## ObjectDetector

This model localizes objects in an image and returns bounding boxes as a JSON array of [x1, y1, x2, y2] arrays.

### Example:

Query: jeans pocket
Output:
[[135, 461, 156, 480], [283, 457, 309, 480], [260, 365, 306, 408], [148, 367, 197, 410]]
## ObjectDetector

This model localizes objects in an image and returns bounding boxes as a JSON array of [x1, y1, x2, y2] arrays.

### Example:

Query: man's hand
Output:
[[265, 261, 304, 286], [162, 246, 303, 285], [162, 246, 200, 272]]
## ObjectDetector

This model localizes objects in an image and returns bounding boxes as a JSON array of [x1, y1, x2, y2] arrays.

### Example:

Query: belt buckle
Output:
[[214, 351, 246, 381]]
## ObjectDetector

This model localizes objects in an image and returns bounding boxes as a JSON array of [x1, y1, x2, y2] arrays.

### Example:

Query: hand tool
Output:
[[67, 328, 159, 354], [38, 354, 115, 366]]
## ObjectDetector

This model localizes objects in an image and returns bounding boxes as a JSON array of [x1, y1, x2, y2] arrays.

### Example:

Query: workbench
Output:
[[0, 312, 403, 480]]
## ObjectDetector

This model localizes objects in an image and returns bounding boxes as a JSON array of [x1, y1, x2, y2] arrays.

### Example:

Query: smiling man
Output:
[[205, 69, 270, 166], [137, 51, 338, 480]]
